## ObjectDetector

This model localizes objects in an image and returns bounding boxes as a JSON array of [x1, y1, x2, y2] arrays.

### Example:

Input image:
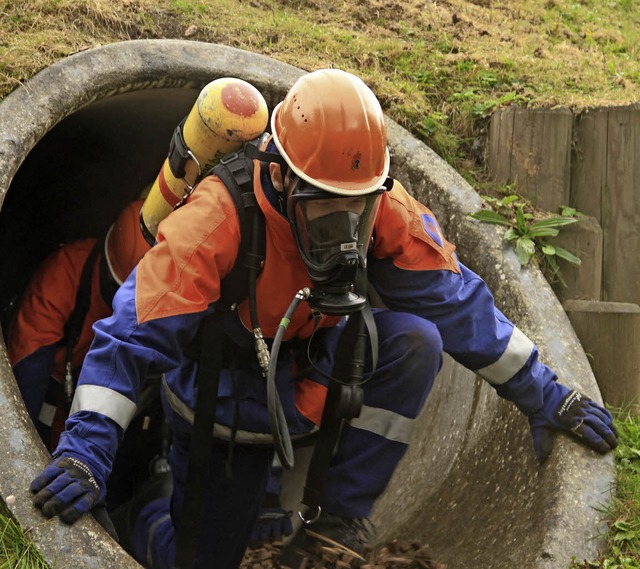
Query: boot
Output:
[[279, 510, 374, 568]]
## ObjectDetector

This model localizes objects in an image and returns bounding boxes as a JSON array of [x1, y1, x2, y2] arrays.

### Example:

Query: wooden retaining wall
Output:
[[488, 104, 640, 411]]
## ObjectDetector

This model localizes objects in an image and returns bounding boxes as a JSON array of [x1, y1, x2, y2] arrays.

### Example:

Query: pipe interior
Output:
[[0, 88, 198, 312]]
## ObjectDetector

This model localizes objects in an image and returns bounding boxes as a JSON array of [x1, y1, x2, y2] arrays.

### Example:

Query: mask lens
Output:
[[288, 182, 382, 272]]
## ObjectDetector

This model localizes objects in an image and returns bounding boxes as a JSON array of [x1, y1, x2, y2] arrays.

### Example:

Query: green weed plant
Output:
[[468, 193, 581, 285]]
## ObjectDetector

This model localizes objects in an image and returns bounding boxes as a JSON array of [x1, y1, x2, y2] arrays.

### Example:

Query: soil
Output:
[[240, 540, 447, 569]]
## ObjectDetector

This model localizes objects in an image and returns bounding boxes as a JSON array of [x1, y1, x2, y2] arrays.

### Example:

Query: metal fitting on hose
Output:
[[253, 327, 271, 377]]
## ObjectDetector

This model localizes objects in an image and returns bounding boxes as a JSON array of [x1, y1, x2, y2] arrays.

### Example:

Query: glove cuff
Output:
[[495, 353, 558, 416]]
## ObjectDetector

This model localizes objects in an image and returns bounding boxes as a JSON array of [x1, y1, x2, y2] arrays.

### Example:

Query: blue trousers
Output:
[[131, 309, 443, 569]]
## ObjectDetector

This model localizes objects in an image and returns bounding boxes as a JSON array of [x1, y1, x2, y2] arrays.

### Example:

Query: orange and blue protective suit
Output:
[[54, 151, 556, 568], [8, 238, 163, 512]]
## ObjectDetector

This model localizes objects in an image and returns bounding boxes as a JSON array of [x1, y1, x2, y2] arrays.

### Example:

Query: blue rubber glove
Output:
[[528, 381, 618, 464], [31, 455, 106, 524], [250, 495, 293, 547]]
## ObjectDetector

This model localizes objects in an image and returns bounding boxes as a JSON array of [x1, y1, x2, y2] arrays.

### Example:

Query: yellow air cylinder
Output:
[[140, 77, 269, 244]]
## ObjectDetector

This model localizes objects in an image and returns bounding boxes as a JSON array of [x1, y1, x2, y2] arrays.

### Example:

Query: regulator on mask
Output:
[[286, 177, 388, 315]]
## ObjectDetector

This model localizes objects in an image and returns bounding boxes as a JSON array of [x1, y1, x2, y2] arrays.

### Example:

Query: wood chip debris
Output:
[[240, 539, 447, 569]]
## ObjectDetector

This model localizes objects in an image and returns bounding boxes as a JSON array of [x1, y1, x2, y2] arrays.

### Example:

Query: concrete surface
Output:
[[0, 40, 614, 569]]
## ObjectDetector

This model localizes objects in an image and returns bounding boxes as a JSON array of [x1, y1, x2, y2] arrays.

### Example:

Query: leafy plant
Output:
[[468, 194, 582, 284]]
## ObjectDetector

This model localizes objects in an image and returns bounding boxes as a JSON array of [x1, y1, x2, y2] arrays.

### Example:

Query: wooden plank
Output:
[[602, 106, 640, 304], [487, 106, 515, 184], [564, 300, 640, 413], [509, 107, 572, 212], [551, 216, 602, 302], [570, 108, 608, 223]]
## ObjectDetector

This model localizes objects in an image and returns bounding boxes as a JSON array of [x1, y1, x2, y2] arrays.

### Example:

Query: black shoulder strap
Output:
[[210, 142, 266, 310], [174, 310, 226, 569], [174, 141, 266, 568], [62, 240, 102, 355], [61, 239, 102, 402]]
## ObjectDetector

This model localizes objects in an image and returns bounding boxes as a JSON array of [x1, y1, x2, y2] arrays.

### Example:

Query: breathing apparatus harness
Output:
[[175, 140, 269, 569], [61, 237, 121, 405], [175, 138, 389, 568]]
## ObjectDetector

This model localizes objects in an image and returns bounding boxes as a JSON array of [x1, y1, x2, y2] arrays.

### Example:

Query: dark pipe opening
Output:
[[0, 88, 198, 314]]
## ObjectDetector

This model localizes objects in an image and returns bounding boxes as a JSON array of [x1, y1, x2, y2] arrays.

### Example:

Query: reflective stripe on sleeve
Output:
[[475, 326, 535, 385], [348, 405, 415, 444], [70, 384, 138, 430]]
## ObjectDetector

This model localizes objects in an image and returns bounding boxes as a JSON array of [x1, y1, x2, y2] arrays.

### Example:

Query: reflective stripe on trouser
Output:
[[320, 309, 442, 518], [133, 309, 442, 566]]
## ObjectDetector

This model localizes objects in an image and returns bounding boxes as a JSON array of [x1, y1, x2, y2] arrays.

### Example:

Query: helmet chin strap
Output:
[[245, 141, 288, 168]]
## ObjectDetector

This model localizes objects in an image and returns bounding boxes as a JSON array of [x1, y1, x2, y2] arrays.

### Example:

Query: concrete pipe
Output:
[[0, 40, 614, 569]]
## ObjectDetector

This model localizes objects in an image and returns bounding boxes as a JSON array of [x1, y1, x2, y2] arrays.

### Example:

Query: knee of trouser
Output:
[[376, 311, 443, 376], [408, 318, 443, 361]]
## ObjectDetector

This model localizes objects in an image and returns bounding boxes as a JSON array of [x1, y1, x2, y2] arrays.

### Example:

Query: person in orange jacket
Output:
[[8, 199, 159, 513], [30, 70, 617, 569]]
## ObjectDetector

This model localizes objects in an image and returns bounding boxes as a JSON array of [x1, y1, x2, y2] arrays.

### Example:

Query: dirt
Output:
[[241, 540, 447, 569]]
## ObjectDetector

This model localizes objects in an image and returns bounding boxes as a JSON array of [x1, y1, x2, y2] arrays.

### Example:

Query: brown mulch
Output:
[[240, 539, 446, 569]]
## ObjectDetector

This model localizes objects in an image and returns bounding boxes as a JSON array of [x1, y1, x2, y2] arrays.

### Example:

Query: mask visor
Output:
[[287, 181, 384, 273]]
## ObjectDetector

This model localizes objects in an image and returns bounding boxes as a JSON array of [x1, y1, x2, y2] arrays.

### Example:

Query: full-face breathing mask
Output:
[[286, 177, 387, 315]]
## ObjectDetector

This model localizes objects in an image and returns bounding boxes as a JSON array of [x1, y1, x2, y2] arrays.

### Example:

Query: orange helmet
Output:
[[105, 199, 150, 285], [271, 69, 390, 196]]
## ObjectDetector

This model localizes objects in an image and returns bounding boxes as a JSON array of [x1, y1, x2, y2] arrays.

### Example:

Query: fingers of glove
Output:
[[33, 474, 74, 511], [33, 489, 56, 514], [582, 412, 619, 444], [590, 399, 613, 421], [584, 401, 619, 439], [532, 427, 555, 464], [573, 421, 619, 453], [34, 470, 80, 501], [611, 421, 620, 439], [40, 482, 89, 518], [39, 496, 69, 519], [30, 464, 65, 494], [58, 494, 97, 525], [581, 400, 614, 425]]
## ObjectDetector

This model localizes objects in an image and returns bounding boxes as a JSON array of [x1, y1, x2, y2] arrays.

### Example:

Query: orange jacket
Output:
[[8, 239, 111, 381], [135, 168, 458, 336]]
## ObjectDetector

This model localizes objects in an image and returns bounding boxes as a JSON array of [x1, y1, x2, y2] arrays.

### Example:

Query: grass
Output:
[[0, 0, 640, 567], [571, 409, 640, 569], [0, 507, 47, 569], [0, 0, 638, 182]]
